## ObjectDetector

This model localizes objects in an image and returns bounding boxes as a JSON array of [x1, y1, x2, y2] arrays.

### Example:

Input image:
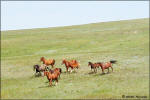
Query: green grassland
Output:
[[1, 18, 149, 99]]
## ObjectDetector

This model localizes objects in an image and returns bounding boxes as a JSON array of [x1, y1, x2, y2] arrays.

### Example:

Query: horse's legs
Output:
[[107, 68, 109, 73], [96, 68, 97, 73], [74, 68, 76, 72], [102, 69, 105, 74], [55, 79, 58, 86], [94, 68, 97, 73], [70, 68, 73, 73], [49, 79, 52, 86], [66, 67, 68, 72], [111, 67, 113, 72], [95, 68, 96, 73]]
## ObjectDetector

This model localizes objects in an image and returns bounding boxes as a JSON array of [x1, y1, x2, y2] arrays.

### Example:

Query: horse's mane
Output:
[[49, 69, 54, 73], [40, 57, 45, 61], [88, 62, 92, 64]]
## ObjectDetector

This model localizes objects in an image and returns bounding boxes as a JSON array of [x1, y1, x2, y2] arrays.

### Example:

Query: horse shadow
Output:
[[38, 84, 56, 88], [88, 71, 95, 74], [62, 70, 77, 74]]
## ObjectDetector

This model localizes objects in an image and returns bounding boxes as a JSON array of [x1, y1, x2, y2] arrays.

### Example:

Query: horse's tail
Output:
[[110, 60, 117, 64]]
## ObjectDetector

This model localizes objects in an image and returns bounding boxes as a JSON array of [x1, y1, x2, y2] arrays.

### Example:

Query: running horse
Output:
[[53, 68, 62, 78], [88, 62, 100, 73], [40, 57, 55, 68], [44, 69, 60, 86], [62, 59, 80, 73], [98, 60, 117, 74], [33, 64, 47, 76]]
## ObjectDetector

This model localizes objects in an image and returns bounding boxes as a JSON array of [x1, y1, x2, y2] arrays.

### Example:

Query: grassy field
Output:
[[1, 18, 149, 99]]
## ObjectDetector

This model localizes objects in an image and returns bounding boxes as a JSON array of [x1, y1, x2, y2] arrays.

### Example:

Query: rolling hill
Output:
[[1, 18, 149, 99]]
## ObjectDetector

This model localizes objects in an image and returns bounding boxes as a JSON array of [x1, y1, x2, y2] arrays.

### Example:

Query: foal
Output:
[[33, 64, 47, 76], [88, 62, 100, 73]]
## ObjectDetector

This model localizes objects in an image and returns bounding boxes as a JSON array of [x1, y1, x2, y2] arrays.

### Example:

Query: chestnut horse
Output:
[[88, 62, 100, 73], [44, 69, 60, 86], [98, 60, 117, 74], [53, 68, 62, 78], [40, 57, 55, 68], [62, 59, 80, 73]]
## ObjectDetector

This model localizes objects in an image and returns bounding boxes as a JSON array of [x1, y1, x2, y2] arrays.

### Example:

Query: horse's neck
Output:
[[64, 61, 69, 66], [90, 64, 94, 68], [42, 59, 46, 63], [100, 63, 105, 69]]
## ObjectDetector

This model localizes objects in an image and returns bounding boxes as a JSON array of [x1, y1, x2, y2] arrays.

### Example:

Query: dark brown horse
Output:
[[88, 62, 100, 73], [33, 64, 47, 76], [40, 57, 55, 68], [44, 69, 60, 86], [62, 59, 80, 73], [98, 60, 117, 74]]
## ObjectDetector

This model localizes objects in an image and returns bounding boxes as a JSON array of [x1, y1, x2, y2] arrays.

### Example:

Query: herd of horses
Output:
[[33, 57, 117, 86]]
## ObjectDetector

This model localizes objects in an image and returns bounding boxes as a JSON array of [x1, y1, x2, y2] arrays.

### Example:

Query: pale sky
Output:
[[1, 1, 149, 31]]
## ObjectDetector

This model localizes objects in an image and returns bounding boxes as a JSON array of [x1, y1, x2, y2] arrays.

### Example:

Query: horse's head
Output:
[[97, 62, 102, 66], [33, 65, 39, 71], [88, 62, 92, 66], [62, 59, 66, 65], [40, 57, 45, 62]]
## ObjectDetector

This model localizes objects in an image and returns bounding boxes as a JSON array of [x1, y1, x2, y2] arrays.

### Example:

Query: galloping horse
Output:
[[44, 69, 60, 86], [98, 60, 117, 74], [40, 57, 55, 68], [33, 64, 47, 76], [62, 59, 80, 73], [88, 62, 100, 73], [53, 68, 62, 78]]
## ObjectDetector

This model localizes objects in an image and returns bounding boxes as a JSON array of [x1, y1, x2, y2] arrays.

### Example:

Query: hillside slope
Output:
[[1, 18, 149, 99]]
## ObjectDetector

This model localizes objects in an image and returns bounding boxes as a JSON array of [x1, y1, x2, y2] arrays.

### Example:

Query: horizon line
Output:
[[1, 17, 149, 32]]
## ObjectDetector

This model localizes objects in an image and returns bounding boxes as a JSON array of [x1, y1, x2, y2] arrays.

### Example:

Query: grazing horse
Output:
[[62, 59, 80, 73], [44, 69, 60, 86], [98, 60, 117, 74], [88, 62, 100, 73], [40, 57, 55, 68], [33, 64, 47, 76]]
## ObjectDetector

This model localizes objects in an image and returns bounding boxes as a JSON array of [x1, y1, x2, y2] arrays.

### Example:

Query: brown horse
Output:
[[88, 62, 100, 73], [98, 60, 117, 74], [44, 69, 60, 86], [40, 57, 55, 68], [62, 59, 80, 73], [53, 68, 62, 78]]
